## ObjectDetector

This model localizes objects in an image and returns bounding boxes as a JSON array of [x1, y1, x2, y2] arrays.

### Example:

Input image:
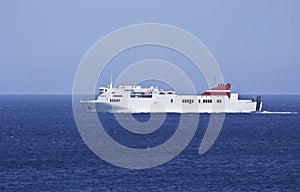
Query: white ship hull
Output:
[[81, 83, 262, 113]]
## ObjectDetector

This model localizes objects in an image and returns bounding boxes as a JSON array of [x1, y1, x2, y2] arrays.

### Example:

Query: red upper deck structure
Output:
[[201, 83, 231, 98]]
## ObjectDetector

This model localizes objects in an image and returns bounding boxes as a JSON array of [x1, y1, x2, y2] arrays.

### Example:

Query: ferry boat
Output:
[[80, 82, 262, 113]]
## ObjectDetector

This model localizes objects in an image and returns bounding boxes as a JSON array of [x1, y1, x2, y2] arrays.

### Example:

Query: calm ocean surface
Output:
[[0, 95, 299, 191]]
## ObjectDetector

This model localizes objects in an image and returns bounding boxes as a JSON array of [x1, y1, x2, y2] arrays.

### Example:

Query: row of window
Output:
[[179, 99, 222, 104], [130, 95, 153, 98], [182, 99, 194, 104], [109, 99, 120, 102], [203, 99, 213, 103], [108, 98, 221, 104]]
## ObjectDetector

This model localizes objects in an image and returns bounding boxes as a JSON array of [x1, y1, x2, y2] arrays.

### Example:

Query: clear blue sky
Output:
[[1, 0, 299, 94]]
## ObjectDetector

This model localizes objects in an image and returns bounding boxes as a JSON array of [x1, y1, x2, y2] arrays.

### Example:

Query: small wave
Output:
[[258, 111, 298, 115]]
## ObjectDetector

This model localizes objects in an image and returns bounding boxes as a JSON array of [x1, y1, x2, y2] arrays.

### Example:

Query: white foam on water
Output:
[[258, 111, 298, 115]]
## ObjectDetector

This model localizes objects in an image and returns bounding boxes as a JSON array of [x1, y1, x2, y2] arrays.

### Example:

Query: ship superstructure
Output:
[[81, 83, 262, 113]]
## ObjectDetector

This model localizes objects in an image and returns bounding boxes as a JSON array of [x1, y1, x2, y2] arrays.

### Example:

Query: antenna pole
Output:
[[109, 74, 113, 89]]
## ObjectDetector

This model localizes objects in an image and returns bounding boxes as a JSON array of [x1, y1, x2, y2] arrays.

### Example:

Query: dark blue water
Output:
[[0, 95, 299, 191]]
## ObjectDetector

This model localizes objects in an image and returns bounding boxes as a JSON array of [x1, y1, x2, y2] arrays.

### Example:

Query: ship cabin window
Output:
[[113, 95, 123, 97], [167, 91, 175, 95], [203, 99, 212, 103], [170, 99, 173, 103], [182, 99, 194, 104], [217, 99, 222, 103], [159, 92, 165, 95], [109, 99, 120, 102], [99, 88, 108, 93], [198, 99, 201, 103]]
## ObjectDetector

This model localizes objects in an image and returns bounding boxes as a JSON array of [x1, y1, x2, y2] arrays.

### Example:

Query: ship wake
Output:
[[257, 111, 298, 115]]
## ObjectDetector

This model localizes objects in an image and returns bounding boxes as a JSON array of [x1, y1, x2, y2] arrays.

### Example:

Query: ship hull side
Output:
[[81, 96, 258, 113]]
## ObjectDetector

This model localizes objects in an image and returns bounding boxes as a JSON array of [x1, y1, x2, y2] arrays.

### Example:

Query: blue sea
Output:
[[0, 95, 299, 191]]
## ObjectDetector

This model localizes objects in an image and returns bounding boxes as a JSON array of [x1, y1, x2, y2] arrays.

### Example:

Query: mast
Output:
[[109, 74, 113, 89]]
